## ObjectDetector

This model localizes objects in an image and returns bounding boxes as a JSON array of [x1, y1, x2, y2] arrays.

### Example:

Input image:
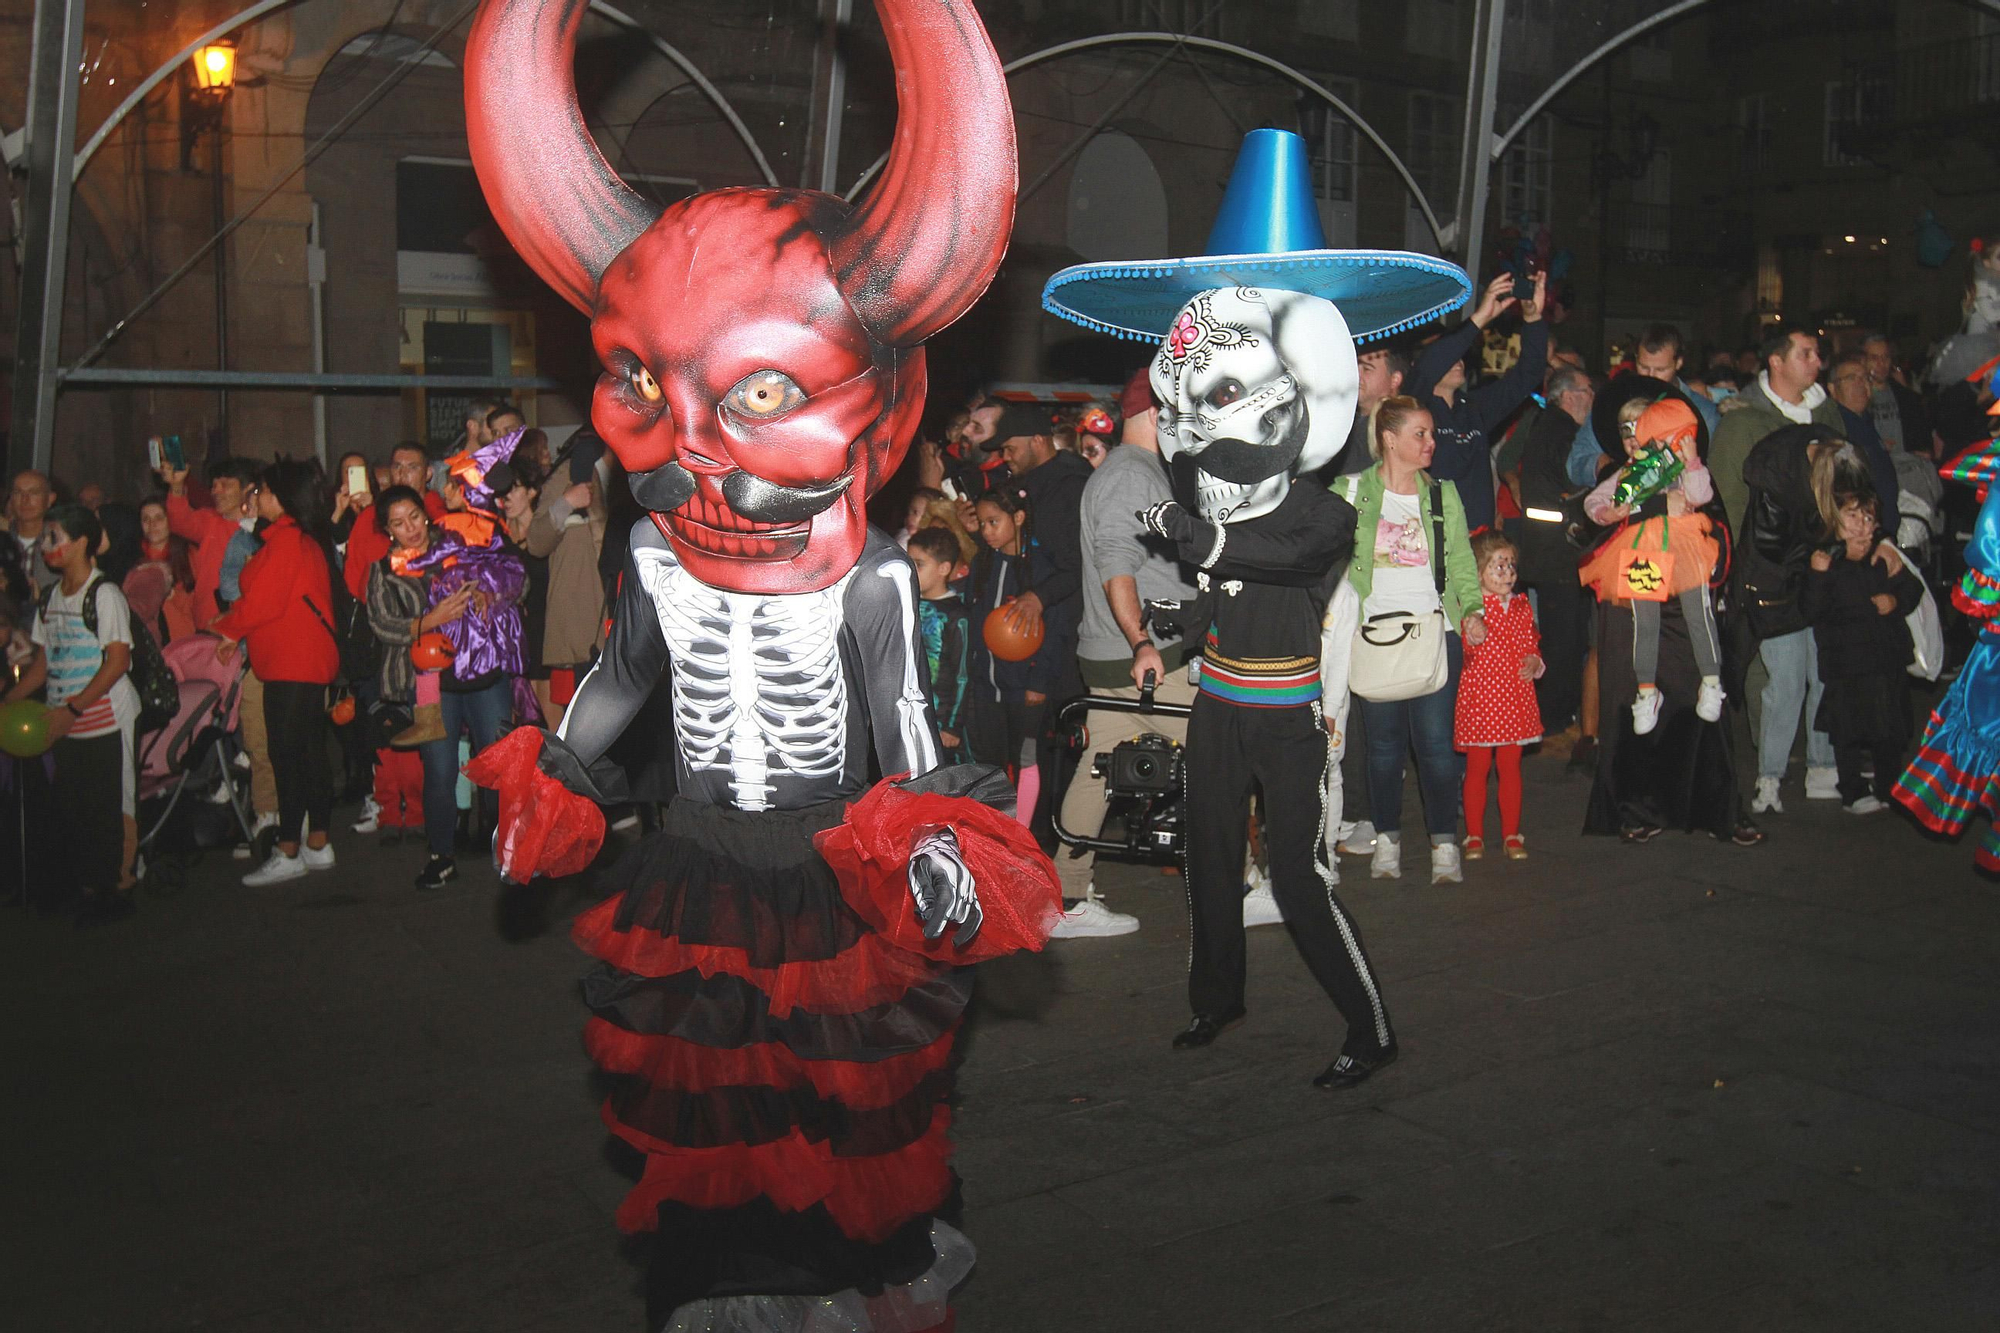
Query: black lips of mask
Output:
[[1175, 395, 1309, 485]]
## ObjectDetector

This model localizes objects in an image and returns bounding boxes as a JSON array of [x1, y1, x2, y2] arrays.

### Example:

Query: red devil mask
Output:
[[465, 0, 1016, 594]]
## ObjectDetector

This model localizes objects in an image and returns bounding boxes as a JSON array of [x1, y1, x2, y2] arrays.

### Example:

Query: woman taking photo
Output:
[[211, 459, 342, 886], [1335, 396, 1485, 884], [365, 485, 524, 889]]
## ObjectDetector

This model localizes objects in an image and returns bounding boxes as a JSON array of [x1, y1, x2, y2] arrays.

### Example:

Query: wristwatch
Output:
[[64, 700, 82, 717]]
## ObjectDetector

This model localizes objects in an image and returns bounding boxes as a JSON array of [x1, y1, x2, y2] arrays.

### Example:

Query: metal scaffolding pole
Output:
[[1450, 0, 1507, 276], [803, 0, 852, 193], [7, 0, 87, 477]]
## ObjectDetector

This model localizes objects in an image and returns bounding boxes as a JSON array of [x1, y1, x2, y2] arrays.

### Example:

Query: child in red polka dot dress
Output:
[[1455, 532, 1545, 860]]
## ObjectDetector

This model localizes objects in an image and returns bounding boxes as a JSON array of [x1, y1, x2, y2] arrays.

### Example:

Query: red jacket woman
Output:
[[212, 462, 342, 885], [211, 515, 340, 684]]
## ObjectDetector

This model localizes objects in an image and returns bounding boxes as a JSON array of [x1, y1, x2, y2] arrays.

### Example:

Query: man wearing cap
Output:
[[982, 400, 1093, 835], [1050, 370, 1196, 938]]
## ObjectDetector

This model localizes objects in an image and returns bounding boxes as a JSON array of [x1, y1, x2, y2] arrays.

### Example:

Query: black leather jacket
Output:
[[1737, 424, 1847, 639]]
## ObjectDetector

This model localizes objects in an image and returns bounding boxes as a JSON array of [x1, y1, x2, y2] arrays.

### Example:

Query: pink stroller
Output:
[[135, 632, 259, 893]]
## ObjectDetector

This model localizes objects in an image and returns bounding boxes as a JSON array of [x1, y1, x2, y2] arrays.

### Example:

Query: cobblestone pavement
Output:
[[4, 750, 1994, 1332]]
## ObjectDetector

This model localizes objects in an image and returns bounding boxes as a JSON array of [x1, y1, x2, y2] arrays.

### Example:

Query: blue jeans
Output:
[[420, 678, 512, 858], [1358, 633, 1464, 844], [1757, 630, 1834, 781]]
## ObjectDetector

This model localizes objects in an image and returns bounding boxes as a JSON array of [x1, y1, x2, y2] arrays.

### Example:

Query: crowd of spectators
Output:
[[0, 397, 611, 918], [3, 278, 1989, 924]]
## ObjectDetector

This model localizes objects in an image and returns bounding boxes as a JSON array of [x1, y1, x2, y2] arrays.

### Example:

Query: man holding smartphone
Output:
[[342, 442, 447, 602]]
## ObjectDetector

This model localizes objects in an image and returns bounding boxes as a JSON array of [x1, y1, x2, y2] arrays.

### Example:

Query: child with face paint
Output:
[[1455, 532, 1544, 859], [6, 503, 142, 921]]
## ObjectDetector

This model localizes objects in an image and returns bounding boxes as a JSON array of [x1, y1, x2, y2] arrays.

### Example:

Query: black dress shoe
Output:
[[1171, 1007, 1246, 1050], [1313, 1043, 1398, 1090]]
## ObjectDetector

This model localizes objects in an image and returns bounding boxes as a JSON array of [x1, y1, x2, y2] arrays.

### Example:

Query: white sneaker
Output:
[[1339, 820, 1378, 857], [1844, 795, 1887, 815], [1632, 687, 1663, 736], [1370, 837, 1401, 880], [242, 849, 307, 886], [1805, 766, 1840, 800], [1751, 776, 1784, 815], [301, 842, 336, 871], [1431, 842, 1463, 885], [1242, 884, 1283, 927], [1050, 896, 1139, 939], [351, 796, 380, 834], [1696, 676, 1725, 723]]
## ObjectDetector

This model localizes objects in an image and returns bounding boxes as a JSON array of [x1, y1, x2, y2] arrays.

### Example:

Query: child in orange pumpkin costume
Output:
[[1580, 397, 1725, 736]]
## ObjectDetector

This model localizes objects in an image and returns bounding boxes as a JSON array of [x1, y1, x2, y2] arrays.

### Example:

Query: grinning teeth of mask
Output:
[[1196, 473, 1257, 522]]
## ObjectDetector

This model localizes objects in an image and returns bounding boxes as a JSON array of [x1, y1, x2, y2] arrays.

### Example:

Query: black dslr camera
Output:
[[1053, 665, 1192, 862]]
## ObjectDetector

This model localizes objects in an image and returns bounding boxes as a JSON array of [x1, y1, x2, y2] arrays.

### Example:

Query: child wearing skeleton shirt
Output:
[[1455, 532, 1544, 859], [1580, 397, 1725, 735]]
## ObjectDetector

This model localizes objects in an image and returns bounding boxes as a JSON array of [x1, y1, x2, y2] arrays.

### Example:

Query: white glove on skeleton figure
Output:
[[908, 827, 983, 946]]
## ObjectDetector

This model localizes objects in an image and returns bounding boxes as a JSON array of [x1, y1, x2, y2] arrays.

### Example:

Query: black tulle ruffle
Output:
[[596, 795, 868, 967], [582, 964, 975, 1060], [608, 1067, 951, 1154], [643, 1184, 963, 1324]]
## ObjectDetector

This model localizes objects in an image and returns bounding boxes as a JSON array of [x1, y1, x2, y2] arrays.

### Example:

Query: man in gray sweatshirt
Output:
[[1051, 372, 1197, 938]]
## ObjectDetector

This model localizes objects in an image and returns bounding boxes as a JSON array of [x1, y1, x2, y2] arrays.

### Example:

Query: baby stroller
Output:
[[135, 633, 259, 894]]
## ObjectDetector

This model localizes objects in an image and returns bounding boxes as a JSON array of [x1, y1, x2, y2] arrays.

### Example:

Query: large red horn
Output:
[[464, 0, 661, 313], [831, 0, 1017, 348]]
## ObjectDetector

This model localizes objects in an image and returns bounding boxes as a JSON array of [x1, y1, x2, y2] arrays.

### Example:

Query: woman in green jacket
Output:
[[1334, 396, 1486, 884]]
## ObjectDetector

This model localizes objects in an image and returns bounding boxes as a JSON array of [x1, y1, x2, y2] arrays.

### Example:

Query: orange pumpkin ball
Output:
[[982, 600, 1044, 662]]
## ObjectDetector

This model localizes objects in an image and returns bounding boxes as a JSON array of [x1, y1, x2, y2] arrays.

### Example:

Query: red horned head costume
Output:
[[465, 0, 1016, 594]]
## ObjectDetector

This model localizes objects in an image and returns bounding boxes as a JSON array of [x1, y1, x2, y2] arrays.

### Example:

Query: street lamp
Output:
[[183, 41, 237, 448], [193, 42, 238, 93]]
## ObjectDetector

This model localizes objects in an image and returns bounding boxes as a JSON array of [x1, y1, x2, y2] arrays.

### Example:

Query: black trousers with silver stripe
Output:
[[1184, 694, 1394, 1057]]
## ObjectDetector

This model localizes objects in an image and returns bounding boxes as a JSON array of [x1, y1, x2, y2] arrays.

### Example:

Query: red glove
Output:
[[464, 728, 604, 883]]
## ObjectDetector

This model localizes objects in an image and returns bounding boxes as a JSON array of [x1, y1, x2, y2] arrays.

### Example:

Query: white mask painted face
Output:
[[1149, 287, 1358, 523]]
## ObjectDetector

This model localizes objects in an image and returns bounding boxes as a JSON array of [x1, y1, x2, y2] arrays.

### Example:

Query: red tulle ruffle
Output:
[[465, 728, 604, 880], [814, 784, 1063, 964], [608, 1106, 956, 1243], [583, 1018, 957, 1107], [574, 899, 949, 1018]]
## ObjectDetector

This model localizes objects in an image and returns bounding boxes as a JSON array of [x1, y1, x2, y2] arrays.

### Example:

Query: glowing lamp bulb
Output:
[[193, 43, 237, 92]]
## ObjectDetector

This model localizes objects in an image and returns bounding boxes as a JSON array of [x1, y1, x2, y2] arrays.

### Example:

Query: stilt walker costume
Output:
[[458, 4, 1062, 1329], [1896, 437, 2000, 874], [1040, 130, 1471, 1086]]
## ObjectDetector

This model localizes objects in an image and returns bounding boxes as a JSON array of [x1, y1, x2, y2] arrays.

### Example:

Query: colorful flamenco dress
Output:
[[471, 524, 1062, 1332], [1896, 442, 2000, 873]]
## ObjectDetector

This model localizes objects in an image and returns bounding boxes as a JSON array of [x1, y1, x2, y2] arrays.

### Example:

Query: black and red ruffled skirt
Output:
[[571, 769, 1060, 1332]]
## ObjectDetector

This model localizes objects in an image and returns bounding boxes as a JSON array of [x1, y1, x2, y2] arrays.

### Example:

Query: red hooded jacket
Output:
[[211, 517, 341, 684]]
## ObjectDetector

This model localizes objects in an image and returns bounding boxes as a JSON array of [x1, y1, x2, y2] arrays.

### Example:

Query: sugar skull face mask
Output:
[[465, 0, 1015, 594], [1148, 287, 1358, 524]]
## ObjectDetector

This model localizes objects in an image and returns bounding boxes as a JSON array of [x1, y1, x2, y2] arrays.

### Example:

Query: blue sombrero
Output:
[[1041, 129, 1472, 344]]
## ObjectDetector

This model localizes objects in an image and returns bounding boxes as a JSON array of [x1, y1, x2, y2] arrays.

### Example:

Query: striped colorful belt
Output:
[[1197, 636, 1320, 708]]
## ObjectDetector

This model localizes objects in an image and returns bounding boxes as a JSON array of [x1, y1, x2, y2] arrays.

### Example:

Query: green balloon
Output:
[[0, 700, 52, 758]]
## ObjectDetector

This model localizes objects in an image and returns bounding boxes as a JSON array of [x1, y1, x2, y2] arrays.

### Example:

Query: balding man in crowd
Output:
[[9, 470, 61, 596]]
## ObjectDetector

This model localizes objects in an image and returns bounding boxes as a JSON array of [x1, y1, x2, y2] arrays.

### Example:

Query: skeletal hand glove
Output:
[[1137, 501, 1219, 560], [908, 826, 983, 947]]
